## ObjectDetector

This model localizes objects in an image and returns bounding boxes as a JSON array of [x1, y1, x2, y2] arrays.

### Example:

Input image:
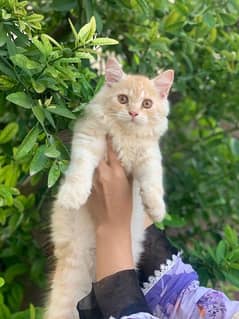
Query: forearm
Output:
[[96, 226, 134, 281]]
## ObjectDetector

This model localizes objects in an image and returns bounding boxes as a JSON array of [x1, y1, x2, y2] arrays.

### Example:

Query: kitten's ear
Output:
[[105, 57, 125, 87], [153, 70, 174, 98]]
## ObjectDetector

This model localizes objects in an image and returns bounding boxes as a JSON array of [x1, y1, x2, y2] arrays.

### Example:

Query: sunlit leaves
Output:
[[30, 145, 49, 176], [91, 38, 119, 46], [14, 126, 40, 160], [68, 16, 118, 48], [6, 92, 33, 109], [47, 160, 61, 187], [0, 123, 19, 144], [47, 105, 76, 120]]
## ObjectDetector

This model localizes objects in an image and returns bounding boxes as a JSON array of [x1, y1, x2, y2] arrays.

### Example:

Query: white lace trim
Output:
[[142, 251, 183, 295], [109, 313, 158, 319]]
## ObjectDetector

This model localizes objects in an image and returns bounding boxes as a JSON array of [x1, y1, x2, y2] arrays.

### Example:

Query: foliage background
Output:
[[0, 0, 239, 317]]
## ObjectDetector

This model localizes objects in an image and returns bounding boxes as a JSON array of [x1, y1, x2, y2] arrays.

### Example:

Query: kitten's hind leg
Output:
[[45, 258, 91, 319], [45, 205, 95, 319]]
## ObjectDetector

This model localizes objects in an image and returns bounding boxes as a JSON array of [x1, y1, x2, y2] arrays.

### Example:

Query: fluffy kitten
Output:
[[45, 58, 174, 319]]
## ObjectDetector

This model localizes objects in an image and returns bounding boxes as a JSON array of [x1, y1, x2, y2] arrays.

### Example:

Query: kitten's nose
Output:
[[128, 111, 138, 118]]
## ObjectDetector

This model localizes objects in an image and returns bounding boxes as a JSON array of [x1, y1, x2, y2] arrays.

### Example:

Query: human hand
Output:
[[87, 137, 133, 235], [87, 137, 134, 280]]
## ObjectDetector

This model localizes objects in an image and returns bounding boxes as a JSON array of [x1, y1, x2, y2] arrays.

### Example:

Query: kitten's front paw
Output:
[[57, 178, 91, 210], [144, 197, 166, 223]]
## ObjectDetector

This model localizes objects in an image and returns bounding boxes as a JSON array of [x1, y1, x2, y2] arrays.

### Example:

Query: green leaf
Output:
[[0, 23, 7, 47], [68, 18, 78, 43], [43, 34, 62, 49], [0, 60, 16, 78], [215, 240, 226, 264], [40, 34, 52, 56], [5, 263, 28, 283], [228, 248, 239, 262], [0, 185, 14, 206], [32, 79, 46, 93], [47, 105, 76, 119], [11, 307, 43, 319], [75, 52, 94, 59], [58, 160, 69, 173], [163, 10, 185, 31], [230, 263, 239, 270], [15, 126, 40, 160], [78, 16, 96, 43], [223, 270, 239, 287], [230, 138, 239, 156], [30, 145, 49, 176], [29, 304, 36, 319], [136, 0, 150, 15], [48, 161, 61, 187], [10, 54, 40, 70], [6, 37, 16, 56], [164, 214, 186, 228], [0, 122, 19, 144], [0, 74, 15, 90], [224, 225, 238, 247], [60, 57, 82, 63], [44, 109, 56, 129], [32, 37, 46, 56], [7, 283, 23, 311], [45, 144, 60, 158], [0, 277, 5, 287], [203, 13, 216, 28], [0, 301, 11, 319], [6, 92, 33, 109], [220, 13, 238, 25], [32, 105, 45, 126], [91, 37, 119, 46]]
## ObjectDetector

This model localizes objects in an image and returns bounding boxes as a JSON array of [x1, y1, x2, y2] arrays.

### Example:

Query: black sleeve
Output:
[[77, 224, 176, 319], [77, 269, 151, 319]]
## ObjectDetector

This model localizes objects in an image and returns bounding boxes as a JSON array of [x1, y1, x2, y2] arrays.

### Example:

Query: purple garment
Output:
[[140, 254, 239, 319], [110, 254, 239, 319]]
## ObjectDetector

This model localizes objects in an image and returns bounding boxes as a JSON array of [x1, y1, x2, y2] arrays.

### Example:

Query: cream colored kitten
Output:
[[45, 58, 174, 319]]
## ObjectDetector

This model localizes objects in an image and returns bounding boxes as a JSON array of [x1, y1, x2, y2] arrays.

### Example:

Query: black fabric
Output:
[[77, 269, 150, 319], [77, 288, 103, 319], [77, 225, 176, 318], [93, 269, 150, 319], [137, 224, 177, 284]]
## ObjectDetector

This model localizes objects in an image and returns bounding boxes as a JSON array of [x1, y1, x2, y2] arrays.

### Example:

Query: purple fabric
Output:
[[145, 272, 198, 312], [197, 291, 227, 318], [109, 254, 239, 319], [142, 255, 239, 319], [116, 313, 158, 319]]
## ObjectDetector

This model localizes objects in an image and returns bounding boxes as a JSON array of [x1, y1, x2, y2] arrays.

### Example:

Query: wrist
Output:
[[96, 224, 131, 239], [95, 225, 133, 281]]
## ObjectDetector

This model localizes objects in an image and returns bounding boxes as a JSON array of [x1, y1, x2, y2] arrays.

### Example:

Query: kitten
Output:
[[45, 58, 174, 319]]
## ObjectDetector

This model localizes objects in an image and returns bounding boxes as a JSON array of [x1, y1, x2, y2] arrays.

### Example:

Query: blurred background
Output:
[[0, 0, 239, 317]]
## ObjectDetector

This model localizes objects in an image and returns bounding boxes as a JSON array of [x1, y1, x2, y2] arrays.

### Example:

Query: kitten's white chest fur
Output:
[[45, 58, 174, 319]]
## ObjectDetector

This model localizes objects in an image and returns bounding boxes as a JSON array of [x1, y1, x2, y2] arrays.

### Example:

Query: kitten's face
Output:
[[105, 75, 168, 127], [103, 58, 174, 135]]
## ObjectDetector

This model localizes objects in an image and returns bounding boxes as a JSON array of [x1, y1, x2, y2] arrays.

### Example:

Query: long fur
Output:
[[45, 60, 174, 319]]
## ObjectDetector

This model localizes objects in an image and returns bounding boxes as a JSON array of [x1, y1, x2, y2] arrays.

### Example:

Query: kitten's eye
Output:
[[142, 99, 153, 109], [118, 94, 128, 104]]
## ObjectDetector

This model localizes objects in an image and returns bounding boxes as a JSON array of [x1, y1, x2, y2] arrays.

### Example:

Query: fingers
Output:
[[106, 136, 119, 167], [97, 159, 111, 183], [92, 170, 101, 192], [128, 174, 133, 186]]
